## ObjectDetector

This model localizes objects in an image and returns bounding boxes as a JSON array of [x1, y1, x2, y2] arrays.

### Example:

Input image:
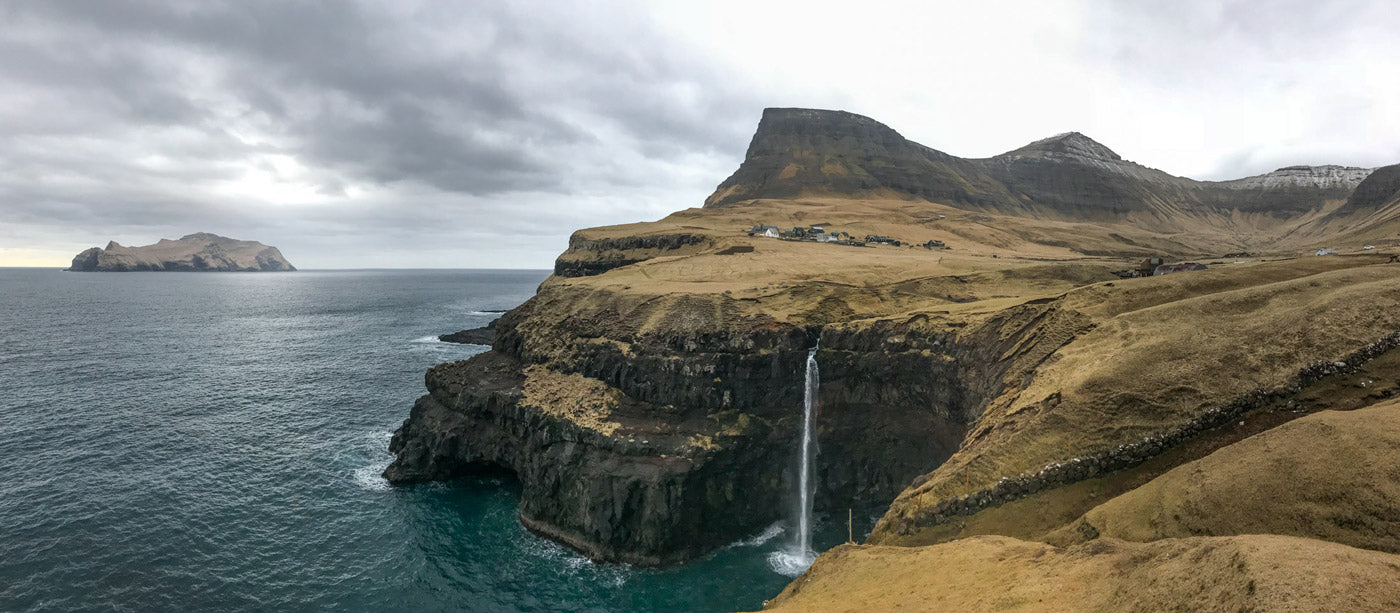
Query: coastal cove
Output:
[[8, 2, 1400, 608], [0, 268, 853, 612]]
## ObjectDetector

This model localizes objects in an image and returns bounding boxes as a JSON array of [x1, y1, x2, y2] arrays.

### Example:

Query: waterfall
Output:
[[768, 344, 820, 576], [797, 345, 819, 557]]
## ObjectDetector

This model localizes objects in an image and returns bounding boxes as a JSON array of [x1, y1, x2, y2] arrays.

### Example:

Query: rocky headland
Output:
[[385, 108, 1400, 608], [68, 233, 295, 272], [438, 319, 498, 345]]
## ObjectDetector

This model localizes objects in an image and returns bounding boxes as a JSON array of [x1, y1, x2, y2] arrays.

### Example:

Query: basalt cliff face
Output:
[[68, 233, 295, 272], [387, 107, 1400, 609], [385, 282, 1090, 564]]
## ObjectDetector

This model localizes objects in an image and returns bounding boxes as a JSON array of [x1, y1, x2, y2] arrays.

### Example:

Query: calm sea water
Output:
[[0, 268, 860, 612]]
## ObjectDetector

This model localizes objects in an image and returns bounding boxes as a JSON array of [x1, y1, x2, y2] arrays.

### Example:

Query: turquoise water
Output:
[[0, 269, 866, 612]]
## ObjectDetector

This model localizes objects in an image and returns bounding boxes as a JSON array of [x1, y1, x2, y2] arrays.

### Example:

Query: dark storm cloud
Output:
[[0, 1, 760, 230], [0, 1, 770, 267]]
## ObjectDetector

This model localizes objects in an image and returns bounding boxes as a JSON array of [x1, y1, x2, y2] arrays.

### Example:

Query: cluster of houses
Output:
[[747, 224, 859, 244], [747, 224, 950, 250], [1318, 246, 1378, 256], [1112, 257, 1207, 278]]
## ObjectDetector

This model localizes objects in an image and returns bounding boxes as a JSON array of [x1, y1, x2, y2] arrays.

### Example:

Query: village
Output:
[[1110, 257, 1207, 278], [747, 224, 948, 250], [748, 224, 1223, 278], [745, 224, 1391, 278]]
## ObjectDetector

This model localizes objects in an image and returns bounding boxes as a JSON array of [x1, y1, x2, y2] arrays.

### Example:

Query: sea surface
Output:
[[0, 268, 864, 612]]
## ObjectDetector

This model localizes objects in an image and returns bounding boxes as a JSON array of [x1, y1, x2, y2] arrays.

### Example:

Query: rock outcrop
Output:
[[385, 352, 792, 565], [439, 320, 498, 345], [553, 232, 709, 278], [67, 233, 295, 272]]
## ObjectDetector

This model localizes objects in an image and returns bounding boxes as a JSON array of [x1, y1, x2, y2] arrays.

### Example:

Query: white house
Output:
[[748, 225, 781, 238]]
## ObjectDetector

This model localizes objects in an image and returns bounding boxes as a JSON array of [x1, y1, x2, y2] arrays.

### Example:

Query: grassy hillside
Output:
[[760, 535, 1400, 612], [1046, 400, 1400, 552]]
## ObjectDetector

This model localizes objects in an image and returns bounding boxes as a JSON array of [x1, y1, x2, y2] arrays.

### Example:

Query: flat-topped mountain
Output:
[[706, 108, 1383, 220], [68, 233, 295, 272]]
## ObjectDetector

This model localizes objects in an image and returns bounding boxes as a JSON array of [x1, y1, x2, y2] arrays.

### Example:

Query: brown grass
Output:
[[875, 257, 1400, 541], [760, 535, 1400, 612], [519, 365, 623, 435], [1045, 399, 1400, 553]]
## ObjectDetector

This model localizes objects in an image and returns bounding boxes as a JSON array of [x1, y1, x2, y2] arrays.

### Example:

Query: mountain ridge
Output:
[[705, 108, 1377, 222]]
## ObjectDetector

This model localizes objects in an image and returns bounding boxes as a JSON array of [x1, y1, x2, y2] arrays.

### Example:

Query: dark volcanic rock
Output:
[[553, 232, 708, 278], [384, 351, 793, 566], [69, 247, 101, 271], [384, 286, 1089, 565], [439, 320, 497, 345]]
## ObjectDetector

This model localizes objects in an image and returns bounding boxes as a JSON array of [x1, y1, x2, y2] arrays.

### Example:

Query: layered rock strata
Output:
[[385, 285, 1090, 564]]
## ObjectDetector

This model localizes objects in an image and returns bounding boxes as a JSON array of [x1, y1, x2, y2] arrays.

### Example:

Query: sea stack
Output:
[[68, 233, 296, 272]]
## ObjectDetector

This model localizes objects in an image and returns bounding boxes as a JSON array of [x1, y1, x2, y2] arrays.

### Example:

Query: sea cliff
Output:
[[386, 108, 1400, 609]]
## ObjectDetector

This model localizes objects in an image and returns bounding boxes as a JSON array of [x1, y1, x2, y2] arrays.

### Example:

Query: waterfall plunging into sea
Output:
[[768, 344, 820, 576]]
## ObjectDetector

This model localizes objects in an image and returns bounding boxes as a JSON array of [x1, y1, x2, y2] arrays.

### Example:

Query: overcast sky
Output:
[[3, 1, 1399, 268]]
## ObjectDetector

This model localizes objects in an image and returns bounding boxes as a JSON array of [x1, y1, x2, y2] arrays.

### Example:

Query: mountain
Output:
[[1341, 163, 1400, 212], [706, 107, 1372, 223], [68, 233, 296, 272]]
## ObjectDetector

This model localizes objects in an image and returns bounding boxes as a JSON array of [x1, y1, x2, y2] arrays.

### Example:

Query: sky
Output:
[[3, 1, 1399, 268]]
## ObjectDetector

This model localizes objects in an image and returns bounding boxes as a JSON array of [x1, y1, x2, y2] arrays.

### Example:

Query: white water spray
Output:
[[797, 345, 819, 556], [768, 344, 820, 576]]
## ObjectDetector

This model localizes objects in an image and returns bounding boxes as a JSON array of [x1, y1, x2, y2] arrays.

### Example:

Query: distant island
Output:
[[68, 233, 296, 272]]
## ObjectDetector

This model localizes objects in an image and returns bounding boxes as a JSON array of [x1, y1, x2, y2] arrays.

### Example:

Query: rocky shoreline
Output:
[[438, 320, 497, 345], [384, 350, 793, 565]]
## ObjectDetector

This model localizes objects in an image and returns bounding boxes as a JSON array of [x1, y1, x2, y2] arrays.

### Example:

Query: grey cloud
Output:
[[0, 1, 765, 266], [1, 1, 760, 202]]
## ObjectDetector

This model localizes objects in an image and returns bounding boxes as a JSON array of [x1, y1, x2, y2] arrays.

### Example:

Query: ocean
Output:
[[0, 268, 858, 612]]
